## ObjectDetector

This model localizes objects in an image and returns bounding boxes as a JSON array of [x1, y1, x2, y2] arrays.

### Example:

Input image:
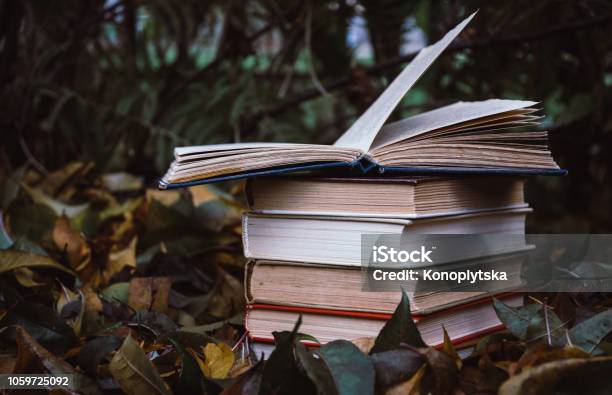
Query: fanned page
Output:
[[159, 142, 361, 187], [367, 99, 560, 170], [333, 12, 477, 151], [370, 99, 539, 149]]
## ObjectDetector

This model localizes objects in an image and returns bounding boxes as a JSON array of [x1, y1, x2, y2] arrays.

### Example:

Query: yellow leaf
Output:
[[191, 343, 235, 379]]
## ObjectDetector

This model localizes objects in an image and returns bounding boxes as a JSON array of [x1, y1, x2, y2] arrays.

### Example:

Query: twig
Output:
[[304, 3, 329, 97], [543, 297, 552, 345], [18, 134, 48, 175]]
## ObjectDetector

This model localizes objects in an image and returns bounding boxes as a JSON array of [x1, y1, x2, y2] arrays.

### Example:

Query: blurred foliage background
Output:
[[1, 0, 611, 231]]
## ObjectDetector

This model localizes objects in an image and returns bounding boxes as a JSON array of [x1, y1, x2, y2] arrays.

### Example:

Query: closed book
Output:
[[245, 255, 525, 315], [246, 175, 526, 219], [245, 294, 522, 346], [242, 209, 530, 267]]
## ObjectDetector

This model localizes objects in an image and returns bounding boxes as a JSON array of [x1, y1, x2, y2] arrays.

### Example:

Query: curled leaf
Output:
[[108, 334, 172, 395]]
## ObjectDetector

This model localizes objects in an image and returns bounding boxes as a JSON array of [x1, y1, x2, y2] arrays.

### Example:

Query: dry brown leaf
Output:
[[52, 215, 91, 272], [128, 277, 172, 313], [104, 236, 137, 282], [146, 189, 181, 206], [0, 354, 16, 374], [12, 326, 103, 395], [207, 268, 245, 319]]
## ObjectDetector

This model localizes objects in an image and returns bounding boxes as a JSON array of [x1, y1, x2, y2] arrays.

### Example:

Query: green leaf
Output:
[[108, 334, 172, 395], [101, 282, 130, 304], [294, 341, 337, 395], [493, 298, 540, 340], [318, 340, 375, 395], [0, 249, 75, 276], [569, 309, 612, 354], [371, 291, 425, 353], [261, 316, 316, 395], [493, 298, 566, 344]]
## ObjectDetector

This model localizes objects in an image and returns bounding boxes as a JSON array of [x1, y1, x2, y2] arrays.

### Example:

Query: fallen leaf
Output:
[[13, 267, 45, 287], [76, 335, 123, 377], [0, 249, 75, 276], [12, 326, 103, 395], [318, 340, 375, 395], [53, 214, 91, 272], [191, 342, 235, 379], [385, 364, 425, 395], [517, 344, 589, 371], [371, 291, 425, 354], [37, 161, 93, 198], [105, 236, 138, 281], [0, 301, 77, 353], [499, 356, 612, 395], [23, 183, 89, 218], [221, 360, 263, 395], [108, 334, 172, 395], [421, 347, 458, 395], [260, 317, 316, 395], [128, 277, 172, 313], [371, 348, 422, 390], [206, 267, 245, 319], [441, 326, 462, 370], [569, 309, 612, 354], [101, 172, 144, 192], [295, 341, 337, 395]]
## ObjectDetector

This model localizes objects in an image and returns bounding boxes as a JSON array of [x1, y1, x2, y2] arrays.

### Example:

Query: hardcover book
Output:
[[159, 12, 564, 189], [246, 175, 526, 219], [242, 208, 530, 266], [245, 294, 523, 346]]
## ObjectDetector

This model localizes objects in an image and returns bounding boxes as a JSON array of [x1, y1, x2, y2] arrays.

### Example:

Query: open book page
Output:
[[370, 99, 538, 149], [175, 142, 339, 156], [333, 12, 477, 152]]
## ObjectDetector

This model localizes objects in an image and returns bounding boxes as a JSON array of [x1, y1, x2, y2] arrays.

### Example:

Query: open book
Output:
[[159, 12, 564, 189]]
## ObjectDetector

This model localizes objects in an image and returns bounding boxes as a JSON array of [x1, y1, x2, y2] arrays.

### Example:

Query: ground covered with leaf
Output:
[[1, 164, 612, 395]]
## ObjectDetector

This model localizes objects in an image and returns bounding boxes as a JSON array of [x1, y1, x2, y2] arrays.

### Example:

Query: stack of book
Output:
[[158, 13, 563, 355], [243, 175, 527, 352]]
